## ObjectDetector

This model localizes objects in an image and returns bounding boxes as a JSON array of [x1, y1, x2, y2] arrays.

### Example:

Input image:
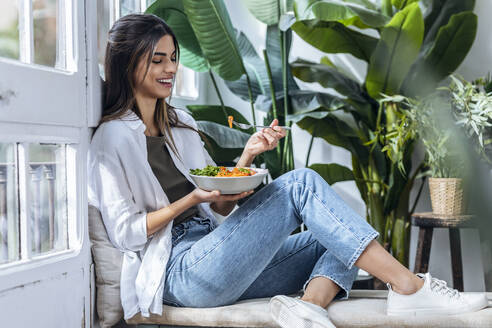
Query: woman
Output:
[[88, 14, 487, 327]]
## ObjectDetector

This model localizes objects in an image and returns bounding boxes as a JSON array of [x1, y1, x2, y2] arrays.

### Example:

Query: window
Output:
[[96, 0, 199, 99], [0, 143, 19, 264], [0, 0, 75, 71], [0, 142, 69, 265], [0, 2, 20, 60], [0, 1, 82, 268]]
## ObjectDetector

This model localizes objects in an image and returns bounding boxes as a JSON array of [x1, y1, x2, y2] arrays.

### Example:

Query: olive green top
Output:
[[146, 134, 199, 227]]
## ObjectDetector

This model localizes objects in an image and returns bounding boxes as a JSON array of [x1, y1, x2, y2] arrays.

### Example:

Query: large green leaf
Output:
[[391, 218, 409, 265], [351, 156, 368, 203], [266, 25, 299, 93], [186, 104, 255, 135], [402, 12, 477, 97], [287, 110, 331, 123], [288, 59, 378, 126], [196, 121, 251, 148], [365, 3, 424, 99], [422, 0, 475, 50], [296, 115, 369, 165], [383, 140, 414, 215], [309, 163, 354, 185], [201, 135, 243, 165], [291, 20, 378, 62], [183, 0, 244, 80], [186, 105, 253, 164], [224, 30, 270, 102], [290, 58, 365, 102], [146, 0, 208, 72], [391, 0, 418, 10], [242, 0, 294, 25], [294, 0, 390, 28], [255, 90, 345, 115]]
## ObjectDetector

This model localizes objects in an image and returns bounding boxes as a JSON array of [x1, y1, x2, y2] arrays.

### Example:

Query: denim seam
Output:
[[302, 274, 350, 301], [162, 297, 182, 307], [170, 182, 293, 273], [294, 181, 362, 243], [346, 230, 379, 269], [262, 239, 318, 272]]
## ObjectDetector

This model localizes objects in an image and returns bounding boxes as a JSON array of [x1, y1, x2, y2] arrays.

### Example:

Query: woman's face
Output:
[[133, 35, 177, 100]]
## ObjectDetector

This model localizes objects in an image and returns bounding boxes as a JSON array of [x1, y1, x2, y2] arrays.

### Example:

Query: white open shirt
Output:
[[87, 109, 220, 319]]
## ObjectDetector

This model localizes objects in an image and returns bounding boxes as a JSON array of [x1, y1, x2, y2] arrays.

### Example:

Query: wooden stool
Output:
[[412, 212, 492, 292]]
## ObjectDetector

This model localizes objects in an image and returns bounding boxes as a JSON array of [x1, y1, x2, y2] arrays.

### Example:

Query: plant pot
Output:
[[428, 178, 466, 215]]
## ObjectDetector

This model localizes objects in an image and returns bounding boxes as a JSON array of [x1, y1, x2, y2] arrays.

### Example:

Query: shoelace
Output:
[[430, 277, 461, 299]]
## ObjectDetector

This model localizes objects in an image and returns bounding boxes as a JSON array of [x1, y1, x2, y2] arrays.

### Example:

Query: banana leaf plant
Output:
[[147, 0, 350, 182], [284, 0, 477, 265]]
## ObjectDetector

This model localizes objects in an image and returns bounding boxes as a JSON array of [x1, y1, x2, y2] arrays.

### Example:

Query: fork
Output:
[[231, 120, 291, 130]]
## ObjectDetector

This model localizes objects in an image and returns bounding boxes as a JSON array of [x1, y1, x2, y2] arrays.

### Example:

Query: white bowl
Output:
[[189, 167, 268, 194]]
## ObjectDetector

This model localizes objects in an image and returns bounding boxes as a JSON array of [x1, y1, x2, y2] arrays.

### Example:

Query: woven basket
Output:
[[429, 178, 466, 215]]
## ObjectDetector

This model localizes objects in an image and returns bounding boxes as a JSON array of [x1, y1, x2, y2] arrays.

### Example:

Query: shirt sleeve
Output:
[[89, 151, 148, 252]]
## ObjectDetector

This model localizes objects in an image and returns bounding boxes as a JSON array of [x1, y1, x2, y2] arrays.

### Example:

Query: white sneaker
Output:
[[387, 272, 488, 316], [269, 295, 336, 328]]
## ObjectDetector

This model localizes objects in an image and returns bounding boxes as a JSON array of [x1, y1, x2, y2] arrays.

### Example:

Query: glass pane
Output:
[[33, 0, 58, 67], [0, 1, 20, 60], [97, 0, 111, 78], [0, 143, 19, 264], [120, 0, 138, 16], [28, 144, 67, 255], [174, 66, 199, 99]]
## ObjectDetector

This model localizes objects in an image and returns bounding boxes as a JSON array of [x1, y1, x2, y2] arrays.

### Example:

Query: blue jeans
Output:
[[162, 168, 379, 308]]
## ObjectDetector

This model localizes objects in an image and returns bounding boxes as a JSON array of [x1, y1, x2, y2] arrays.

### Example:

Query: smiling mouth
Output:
[[157, 78, 173, 88]]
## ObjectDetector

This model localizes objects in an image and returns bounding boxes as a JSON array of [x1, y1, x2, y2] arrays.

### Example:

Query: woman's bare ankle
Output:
[[391, 274, 424, 295], [300, 296, 328, 309]]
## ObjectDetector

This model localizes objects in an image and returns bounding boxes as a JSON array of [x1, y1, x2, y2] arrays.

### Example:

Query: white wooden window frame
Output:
[[0, 0, 88, 278]]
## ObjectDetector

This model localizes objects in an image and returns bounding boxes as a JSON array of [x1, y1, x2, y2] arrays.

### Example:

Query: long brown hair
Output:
[[98, 13, 209, 159]]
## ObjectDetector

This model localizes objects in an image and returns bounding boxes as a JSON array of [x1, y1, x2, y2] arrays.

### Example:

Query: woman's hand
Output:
[[191, 188, 254, 204], [243, 119, 287, 158]]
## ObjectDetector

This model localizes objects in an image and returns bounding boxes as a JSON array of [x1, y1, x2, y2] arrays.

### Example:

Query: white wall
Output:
[[204, 0, 491, 291]]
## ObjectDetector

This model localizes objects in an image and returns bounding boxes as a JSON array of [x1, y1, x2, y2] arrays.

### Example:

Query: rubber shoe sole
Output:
[[387, 293, 489, 316]]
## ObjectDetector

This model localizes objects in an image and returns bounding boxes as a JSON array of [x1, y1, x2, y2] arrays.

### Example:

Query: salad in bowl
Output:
[[189, 165, 268, 194]]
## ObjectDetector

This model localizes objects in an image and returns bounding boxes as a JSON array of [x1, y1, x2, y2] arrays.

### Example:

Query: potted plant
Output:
[[407, 95, 468, 215], [403, 74, 492, 215], [430, 75, 492, 215]]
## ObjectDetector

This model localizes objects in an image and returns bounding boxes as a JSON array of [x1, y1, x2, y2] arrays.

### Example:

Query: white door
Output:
[[0, 1, 92, 327]]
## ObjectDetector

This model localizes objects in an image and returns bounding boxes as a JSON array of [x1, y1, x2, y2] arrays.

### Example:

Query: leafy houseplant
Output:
[[285, 0, 478, 265], [445, 75, 492, 166]]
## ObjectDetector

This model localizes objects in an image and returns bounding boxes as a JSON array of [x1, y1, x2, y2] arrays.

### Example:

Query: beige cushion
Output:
[[127, 290, 492, 327], [126, 295, 297, 327], [88, 205, 124, 328]]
